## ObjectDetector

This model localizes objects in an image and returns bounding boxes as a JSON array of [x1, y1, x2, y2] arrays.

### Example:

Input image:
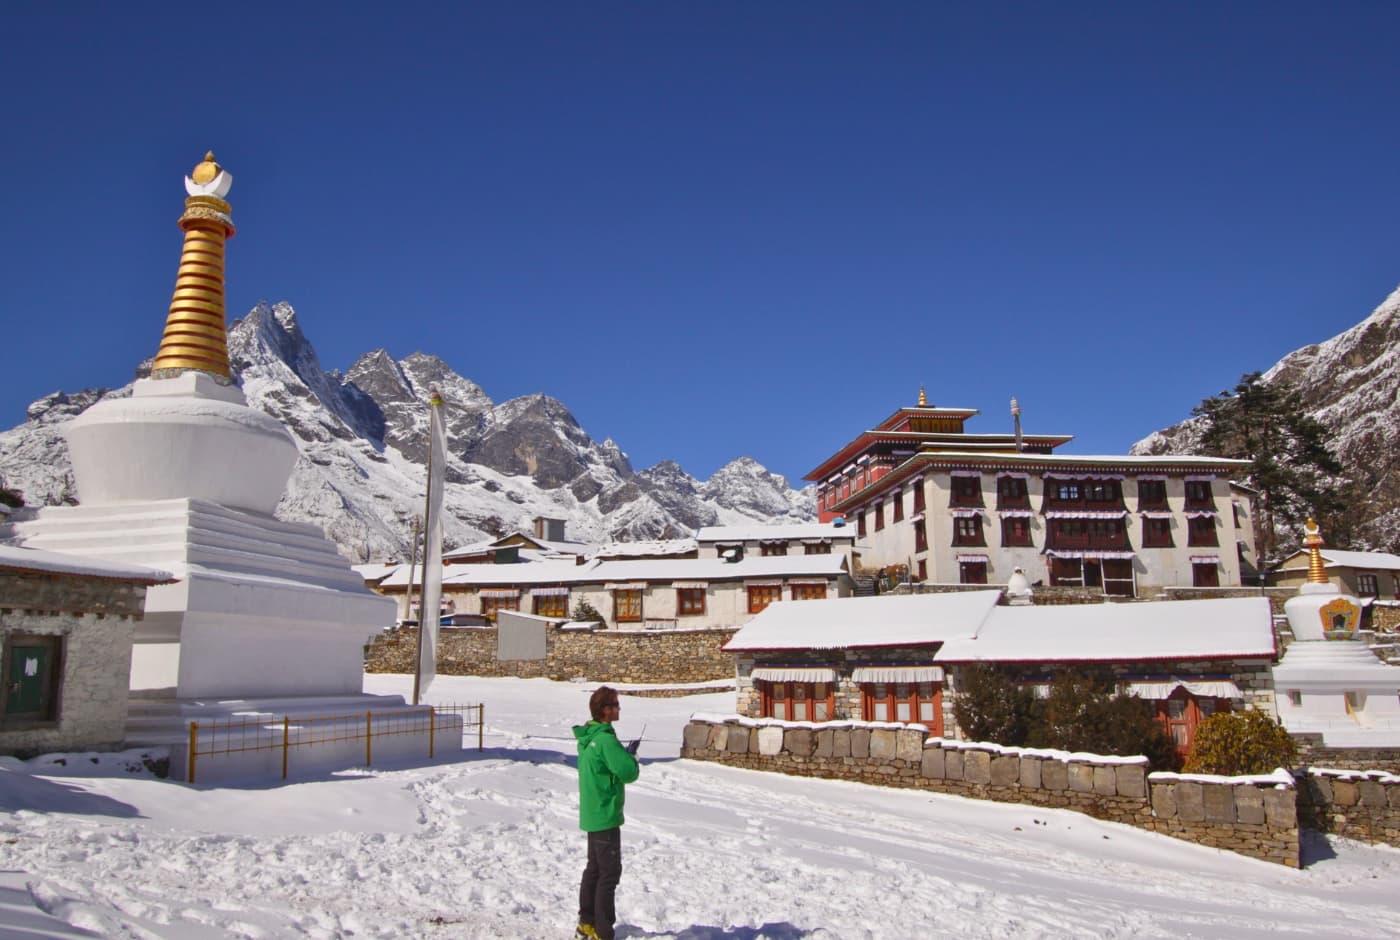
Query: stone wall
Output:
[[1295, 768, 1400, 846], [680, 715, 1301, 867], [1, 571, 144, 757], [366, 624, 737, 684], [1291, 734, 1400, 774]]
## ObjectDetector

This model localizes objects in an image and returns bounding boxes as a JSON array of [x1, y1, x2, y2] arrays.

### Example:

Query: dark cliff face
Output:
[[1133, 285, 1400, 552]]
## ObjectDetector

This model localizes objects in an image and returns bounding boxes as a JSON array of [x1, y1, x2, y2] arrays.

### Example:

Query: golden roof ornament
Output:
[[1303, 518, 1328, 584], [151, 151, 236, 381], [917, 386, 928, 407]]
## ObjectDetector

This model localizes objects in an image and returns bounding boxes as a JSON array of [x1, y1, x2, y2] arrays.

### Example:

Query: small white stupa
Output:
[[1272, 519, 1400, 745], [13, 153, 397, 702]]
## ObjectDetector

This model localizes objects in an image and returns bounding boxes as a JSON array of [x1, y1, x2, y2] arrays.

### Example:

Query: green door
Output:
[[6, 645, 49, 715]]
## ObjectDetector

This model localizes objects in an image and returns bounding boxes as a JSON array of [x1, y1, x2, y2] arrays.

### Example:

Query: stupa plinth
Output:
[[15, 153, 396, 700]]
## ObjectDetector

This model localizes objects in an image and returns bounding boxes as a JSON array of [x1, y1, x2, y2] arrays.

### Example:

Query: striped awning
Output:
[[479, 589, 520, 599], [956, 553, 989, 563], [745, 580, 783, 588], [996, 471, 1030, 480], [951, 508, 982, 518], [851, 666, 944, 683], [673, 581, 708, 590], [1189, 555, 1221, 564], [752, 667, 838, 683], [1044, 550, 1136, 560], [1045, 510, 1127, 519], [530, 586, 570, 597], [999, 509, 1033, 518], [1123, 679, 1242, 700], [1139, 511, 1174, 519], [1185, 510, 1218, 518], [605, 582, 646, 591]]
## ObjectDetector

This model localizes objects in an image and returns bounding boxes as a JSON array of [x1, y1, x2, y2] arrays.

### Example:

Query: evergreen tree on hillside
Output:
[[1192, 372, 1346, 566]]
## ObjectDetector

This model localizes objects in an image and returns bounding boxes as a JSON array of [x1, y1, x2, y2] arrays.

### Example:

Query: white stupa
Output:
[[1272, 520, 1400, 745], [13, 153, 397, 702]]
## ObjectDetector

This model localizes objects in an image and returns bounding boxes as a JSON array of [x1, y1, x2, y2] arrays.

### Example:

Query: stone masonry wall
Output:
[[0, 610, 136, 755], [1291, 734, 1400, 774], [367, 624, 737, 684], [681, 716, 1301, 867], [1295, 769, 1400, 847]]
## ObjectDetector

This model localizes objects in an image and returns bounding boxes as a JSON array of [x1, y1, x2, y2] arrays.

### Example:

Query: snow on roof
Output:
[[593, 538, 697, 558], [695, 522, 854, 543], [1321, 550, 1400, 571], [910, 451, 1251, 470], [0, 544, 174, 584], [725, 591, 1003, 652], [351, 563, 399, 582], [381, 553, 848, 589], [937, 597, 1276, 663], [1272, 641, 1400, 688]]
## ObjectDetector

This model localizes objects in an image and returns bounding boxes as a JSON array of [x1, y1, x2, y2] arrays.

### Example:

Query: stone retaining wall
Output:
[[1291, 734, 1400, 774], [366, 624, 737, 684], [1295, 768, 1400, 846], [680, 715, 1300, 867]]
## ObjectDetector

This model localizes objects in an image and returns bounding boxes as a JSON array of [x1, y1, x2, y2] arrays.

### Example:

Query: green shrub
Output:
[[1182, 710, 1298, 775], [571, 598, 605, 625], [1033, 671, 1179, 771], [951, 664, 1039, 746]]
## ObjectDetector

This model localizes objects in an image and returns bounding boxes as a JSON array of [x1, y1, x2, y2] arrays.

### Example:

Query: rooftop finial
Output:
[[1303, 518, 1328, 584], [917, 386, 928, 407]]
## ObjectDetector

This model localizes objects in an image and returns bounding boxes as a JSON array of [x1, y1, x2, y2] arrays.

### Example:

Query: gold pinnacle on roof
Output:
[[151, 151, 236, 380], [917, 386, 928, 407], [1303, 518, 1328, 584]]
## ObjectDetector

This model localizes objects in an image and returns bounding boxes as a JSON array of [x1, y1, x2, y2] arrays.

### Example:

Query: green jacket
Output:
[[573, 720, 640, 832]]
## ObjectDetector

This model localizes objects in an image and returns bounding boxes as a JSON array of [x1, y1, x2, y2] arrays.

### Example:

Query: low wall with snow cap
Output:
[[680, 714, 1301, 867], [1295, 768, 1400, 846]]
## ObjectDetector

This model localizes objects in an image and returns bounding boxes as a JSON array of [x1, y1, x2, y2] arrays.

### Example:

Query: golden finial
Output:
[[917, 386, 928, 407], [1303, 518, 1328, 584], [191, 151, 220, 185]]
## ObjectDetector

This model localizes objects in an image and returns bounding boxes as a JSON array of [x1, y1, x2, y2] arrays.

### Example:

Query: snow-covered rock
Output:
[[0, 301, 816, 560]]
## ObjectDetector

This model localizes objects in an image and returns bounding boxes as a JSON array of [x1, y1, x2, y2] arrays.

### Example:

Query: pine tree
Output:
[[571, 598, 605, 625], [1192, 371, 1346, 565], [950, 664, 1039, 746]]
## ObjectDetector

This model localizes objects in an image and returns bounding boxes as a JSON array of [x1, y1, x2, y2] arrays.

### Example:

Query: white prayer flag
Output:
[[416, 385, 447, 702]]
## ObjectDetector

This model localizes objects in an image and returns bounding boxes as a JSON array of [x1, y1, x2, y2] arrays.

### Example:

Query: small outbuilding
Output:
[[1, 545, 173, 757]]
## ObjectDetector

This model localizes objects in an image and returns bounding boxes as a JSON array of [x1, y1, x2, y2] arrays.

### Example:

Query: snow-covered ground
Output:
[[3, 675, 1400, 939]]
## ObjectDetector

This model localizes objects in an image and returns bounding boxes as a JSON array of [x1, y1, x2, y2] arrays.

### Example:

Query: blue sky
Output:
[[3, 3, 1398, 486]]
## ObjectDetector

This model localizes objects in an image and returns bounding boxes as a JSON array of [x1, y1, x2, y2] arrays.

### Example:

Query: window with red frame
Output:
[[676, 588, 706, 616], [914, 519, 928, 552], [1157, 691, 1229, 758], [761, 681, 832, 721], [790, 583, 827, 601], [874, 502, 885, 531], [950, 475, 983, 507], [613, 589, 643, 623], [760, 542, 786, 556], [1001, 516, 1032, 547], [481, 595, 520, 621], [996, 476, 1029, 509], [1191, 562, 1219, 587], [532, 593, 567, 618], [953, 515, 984, 546], [1187, 515, 1218, 546], [862, 681, 942, 733], [1184, 480, 1215, 509], [747, 584, 783, 613], [1142, 517, 1173, 547], [959, 561, 988, 584], [912, 482, 925, 513], [916, 559, 927, 581], [804, 542, 832, 555], [1357, 573, 1379, 597], [891, 490, 904, 522], [857, 511, 866, 538], [1137, 480, 1168, 510]]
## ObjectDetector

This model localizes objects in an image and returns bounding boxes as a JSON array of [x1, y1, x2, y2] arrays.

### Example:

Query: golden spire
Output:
[[1303, 518, 1328, 584], [151, 152, 236, 380], [917, 386, 928, 407]]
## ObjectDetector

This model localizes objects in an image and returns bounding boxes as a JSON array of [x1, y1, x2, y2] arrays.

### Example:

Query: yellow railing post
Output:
[[366, 711, 373, 767], [429, 708, 435, 759], [188, 721, 199, 783], [282, 716, 290, 780]]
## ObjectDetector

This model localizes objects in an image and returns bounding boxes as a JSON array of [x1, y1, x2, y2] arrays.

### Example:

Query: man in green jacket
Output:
[[573, 686, 640, 940]]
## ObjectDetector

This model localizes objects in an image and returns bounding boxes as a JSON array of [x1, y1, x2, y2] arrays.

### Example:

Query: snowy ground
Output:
[[2, 675, 1399, 940]]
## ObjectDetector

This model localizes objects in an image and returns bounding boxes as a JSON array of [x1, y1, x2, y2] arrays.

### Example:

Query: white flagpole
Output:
[[413, 385, 447, 705]]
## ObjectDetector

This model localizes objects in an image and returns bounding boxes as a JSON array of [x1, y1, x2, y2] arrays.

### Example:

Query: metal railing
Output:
[[186, 703, 484, 783]]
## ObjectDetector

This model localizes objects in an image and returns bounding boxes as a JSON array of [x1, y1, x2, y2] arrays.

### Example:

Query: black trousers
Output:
[[579, 827, 622, 940]]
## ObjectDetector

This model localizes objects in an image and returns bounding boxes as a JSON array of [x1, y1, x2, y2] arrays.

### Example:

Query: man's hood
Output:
[[573, 721, 613, 747]]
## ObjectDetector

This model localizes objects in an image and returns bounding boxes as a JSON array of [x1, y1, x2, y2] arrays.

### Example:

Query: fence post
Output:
[[366, 711, 373, 767], [429, 708, 435, 759], [282, 716, 290, 780], [188, 721, 198, 783], [478, 704, 484, 751]]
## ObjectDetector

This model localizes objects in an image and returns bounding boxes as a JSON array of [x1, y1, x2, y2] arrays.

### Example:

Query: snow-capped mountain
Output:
[[1132, 284, 1400, 552], [0, 302, 814, 560]]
